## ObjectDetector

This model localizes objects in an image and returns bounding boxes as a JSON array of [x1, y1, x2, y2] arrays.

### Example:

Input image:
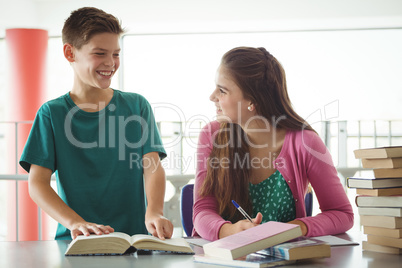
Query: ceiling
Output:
[[1, 0, 402, 37]]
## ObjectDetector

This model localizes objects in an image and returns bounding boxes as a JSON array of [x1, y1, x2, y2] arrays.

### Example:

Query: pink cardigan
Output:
[[192, 121, 354, 241]]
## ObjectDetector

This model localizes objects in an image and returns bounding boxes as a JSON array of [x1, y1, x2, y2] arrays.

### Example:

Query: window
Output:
[[121, 29, 402, 174]]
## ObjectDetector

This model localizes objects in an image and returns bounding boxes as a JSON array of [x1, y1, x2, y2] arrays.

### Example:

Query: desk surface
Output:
[[1, 232, 401, 268]]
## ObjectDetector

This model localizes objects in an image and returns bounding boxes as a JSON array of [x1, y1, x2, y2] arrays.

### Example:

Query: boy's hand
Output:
[[70, 222, 114, 240], [218, 212, 263, 239], [145, 212, 173, 240]]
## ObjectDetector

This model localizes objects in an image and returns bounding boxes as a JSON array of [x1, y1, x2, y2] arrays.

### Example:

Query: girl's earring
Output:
[[248, 106, 253, 111]]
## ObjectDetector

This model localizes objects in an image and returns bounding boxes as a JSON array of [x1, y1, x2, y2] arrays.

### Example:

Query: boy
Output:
[[19, 7, 173, 240]]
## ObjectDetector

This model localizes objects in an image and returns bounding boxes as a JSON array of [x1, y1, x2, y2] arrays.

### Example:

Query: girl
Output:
[[193, 47, 353, 241]]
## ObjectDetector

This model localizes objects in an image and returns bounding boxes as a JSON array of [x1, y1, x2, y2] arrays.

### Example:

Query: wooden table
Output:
[[1, 232, 401, 268]]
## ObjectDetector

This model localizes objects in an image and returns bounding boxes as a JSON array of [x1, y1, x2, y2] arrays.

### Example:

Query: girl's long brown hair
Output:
[[201, 123, 251, 222], [200, 47, 315, 221]]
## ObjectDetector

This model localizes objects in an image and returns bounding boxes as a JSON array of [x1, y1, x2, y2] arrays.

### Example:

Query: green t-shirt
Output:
[[20, 90, 166, 240], [249, 170, 296, 223]]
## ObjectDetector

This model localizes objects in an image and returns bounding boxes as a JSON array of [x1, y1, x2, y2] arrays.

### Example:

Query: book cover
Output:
[[361, 158, 402, 169], [256, 237, 331, 260], [359, 207, 402, 217], [356, 187, 402, 196], [312, 235, 359, 246], [364, 226, 402, 238], [354, 146, 402, 159], [355, 195, 402, 208], [373, 168, 402, 179], [362, 241, 402, 254], [194, 253, 295, 268], [65, 232, 194, 256], [360, 215, 402, 229], [347, 178, 402, 189], [367, 234, 402, 249], [203, 221, 302, 260]]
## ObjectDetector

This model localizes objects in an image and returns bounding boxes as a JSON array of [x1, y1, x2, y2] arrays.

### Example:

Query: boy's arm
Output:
[[143, 152, 173, 240], [28, 164, 114, 239]]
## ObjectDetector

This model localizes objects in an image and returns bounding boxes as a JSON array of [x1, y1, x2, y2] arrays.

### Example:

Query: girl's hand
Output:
[[287, 219, 308, 236], [218, 212, 263, 238]]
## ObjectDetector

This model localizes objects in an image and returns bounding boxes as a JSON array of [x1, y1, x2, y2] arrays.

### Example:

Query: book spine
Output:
[[265, 246, 290, 260]]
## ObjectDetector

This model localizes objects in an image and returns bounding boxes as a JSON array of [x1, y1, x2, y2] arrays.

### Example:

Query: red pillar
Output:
[[6, 28, 48, 241]]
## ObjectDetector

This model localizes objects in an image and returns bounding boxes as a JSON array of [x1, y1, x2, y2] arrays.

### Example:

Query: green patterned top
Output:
[[249, 170, 296, 223]]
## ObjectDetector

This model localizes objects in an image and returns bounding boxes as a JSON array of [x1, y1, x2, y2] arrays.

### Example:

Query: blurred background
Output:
[[0, 0, 401, 240]]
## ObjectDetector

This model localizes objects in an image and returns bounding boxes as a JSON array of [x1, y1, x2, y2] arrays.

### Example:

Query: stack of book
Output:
[[349, 146, 402, 254], [195, 221, 331, 267]]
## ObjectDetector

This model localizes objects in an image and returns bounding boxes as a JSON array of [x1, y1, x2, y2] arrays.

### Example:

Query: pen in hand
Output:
[[231, 200, 254, 223]]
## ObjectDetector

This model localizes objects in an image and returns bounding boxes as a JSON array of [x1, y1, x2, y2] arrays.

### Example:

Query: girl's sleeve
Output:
[[192, 122, 230, 241], [297, 131, 354, 236]]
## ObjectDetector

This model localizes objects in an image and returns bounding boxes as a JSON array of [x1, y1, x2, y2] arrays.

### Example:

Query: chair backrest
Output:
[[180, 183, 313, 237], [180, 184, 194, 237], [305, 190, 313, 217]]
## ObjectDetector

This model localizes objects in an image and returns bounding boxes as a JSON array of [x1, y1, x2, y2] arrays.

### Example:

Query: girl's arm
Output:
[[296, 131, 354, 236], [193, 122, 261, 240]]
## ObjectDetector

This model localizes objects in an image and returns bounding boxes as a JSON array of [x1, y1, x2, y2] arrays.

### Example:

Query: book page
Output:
[[65, 232, 132, 255], [73, 232, 131, 242], [194, 253, 295, 267], [185, 237, 211, 247], [131, 234, 191, 248], [314, 235, 359, 246], [274, 238, 323, 249]]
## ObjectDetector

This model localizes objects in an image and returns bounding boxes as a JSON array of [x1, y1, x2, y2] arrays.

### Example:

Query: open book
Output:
[[65, 232, 194, 255]]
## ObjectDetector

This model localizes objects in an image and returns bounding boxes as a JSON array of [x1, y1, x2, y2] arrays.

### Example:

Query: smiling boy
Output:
[[19, 7, 173, 240]]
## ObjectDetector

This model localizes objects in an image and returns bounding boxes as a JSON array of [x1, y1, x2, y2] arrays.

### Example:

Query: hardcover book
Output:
[[364, 226, 402, 238], [356, 187, 402, 196], [193, 253, 295, 268], [360, 215, 402, 229], [367, 234, 402, 249], [361, 158, 402, 169], [362, 241, 402, 254], [347, 178, 402, 189], [358, 207, 402, 217], [256, 237, 331, 260], [65, 232, 194, 256], [354, 146, 402, 159], [372, 168, 402, 178], [355, 195, 402, 207], [202, 221, 302, 260]]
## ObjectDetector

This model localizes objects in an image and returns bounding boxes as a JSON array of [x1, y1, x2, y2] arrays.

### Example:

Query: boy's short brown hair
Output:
[[62, 7, 124, 49]]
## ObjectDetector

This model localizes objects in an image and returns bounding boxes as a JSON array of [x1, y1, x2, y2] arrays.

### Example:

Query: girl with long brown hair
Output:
[[192, 47, 353, 240]]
